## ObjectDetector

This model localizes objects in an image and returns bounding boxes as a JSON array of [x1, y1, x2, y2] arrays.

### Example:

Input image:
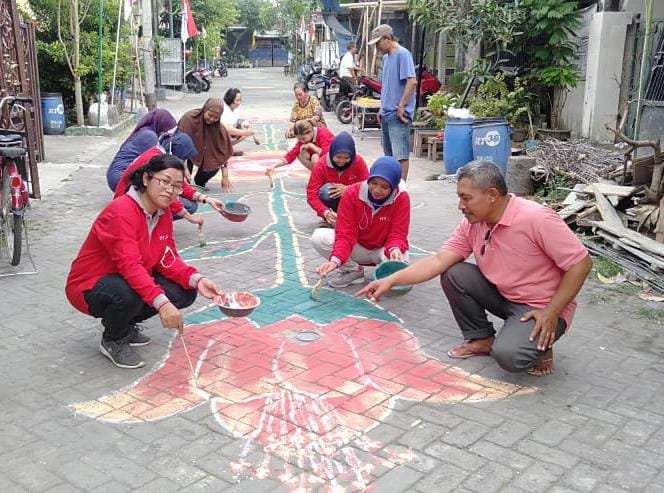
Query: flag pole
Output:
[[110, 0, 124, 106]]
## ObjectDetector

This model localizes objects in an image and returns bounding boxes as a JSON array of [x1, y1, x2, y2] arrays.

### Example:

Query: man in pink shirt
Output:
[[357, 161, 592, 376]]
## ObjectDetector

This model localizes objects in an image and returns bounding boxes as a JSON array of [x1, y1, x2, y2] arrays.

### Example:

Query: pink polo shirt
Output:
[[443, 195, 589, 328]]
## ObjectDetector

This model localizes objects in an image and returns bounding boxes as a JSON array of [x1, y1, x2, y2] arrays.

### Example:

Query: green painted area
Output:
[[258, 121, 288, 152], [183, 180, 397, 326]]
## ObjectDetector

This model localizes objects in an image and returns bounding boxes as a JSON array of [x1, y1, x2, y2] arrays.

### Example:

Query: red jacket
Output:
[[66, 193, 198, 315], [306, 153, 369, 218], [114, 146, 200, 216], [284, 126, 335, 164], [330, 181, 410, 265]]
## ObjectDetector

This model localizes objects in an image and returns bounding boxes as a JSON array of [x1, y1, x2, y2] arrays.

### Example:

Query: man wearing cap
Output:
[[368, 24, 417, 181]]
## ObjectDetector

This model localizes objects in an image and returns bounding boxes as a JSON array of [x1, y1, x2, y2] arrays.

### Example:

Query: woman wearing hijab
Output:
[[106, 109, 177, 191], [314, 156, 410, 288], [178, 98, 235, 192], [66, 154, 224, 369], [114, 131, 224, 224], [306, 132, 369, 226]]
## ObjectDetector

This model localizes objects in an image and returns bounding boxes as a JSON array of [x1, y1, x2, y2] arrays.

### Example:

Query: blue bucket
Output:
[[41, 93, 66, 135], [472, 119, 511, 173], [443, 118, 474, 175]]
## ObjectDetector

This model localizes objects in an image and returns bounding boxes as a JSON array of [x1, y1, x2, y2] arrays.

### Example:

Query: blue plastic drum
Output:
[[443, 118, 474, 175], [472, 119, 511, 173], [41, 93, 66, 135]]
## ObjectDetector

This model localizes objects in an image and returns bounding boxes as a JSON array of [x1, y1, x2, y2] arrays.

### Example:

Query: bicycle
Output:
[[0, 95, 32, 266]]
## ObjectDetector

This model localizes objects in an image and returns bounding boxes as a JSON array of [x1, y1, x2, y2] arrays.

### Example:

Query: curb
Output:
[[64, 114, 138, 137]]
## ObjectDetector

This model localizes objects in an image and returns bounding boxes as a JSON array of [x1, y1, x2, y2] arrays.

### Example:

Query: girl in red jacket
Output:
[[314, 156, 410, 288], [266, 120, 334, 175], [66, 155, 222, 369], [306, 131, 368, 226]]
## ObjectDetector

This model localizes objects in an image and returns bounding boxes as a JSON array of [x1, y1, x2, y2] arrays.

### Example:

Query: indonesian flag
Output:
[[123, 0, 134, 21], [309, 19, 316, 42], [181, 0, 199, 44], [299, 16, 306, 41]]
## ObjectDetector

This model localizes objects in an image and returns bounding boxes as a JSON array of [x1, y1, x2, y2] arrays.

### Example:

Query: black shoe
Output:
[[127, 324, 151, 347], [100, 337, 145, 369]]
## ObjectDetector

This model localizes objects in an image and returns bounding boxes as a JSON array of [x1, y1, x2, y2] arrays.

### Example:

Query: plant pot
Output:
[[536, 128, 571, 141], [511, 127, 527, 143]]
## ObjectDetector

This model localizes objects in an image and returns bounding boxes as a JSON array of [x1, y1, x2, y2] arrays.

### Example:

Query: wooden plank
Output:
[[596, 230, 664, 271], [591, 184, 623, 228], [657, 196, 664, 243], [589, 219, 664, 258], [582, 183, 637, 197], [558, 201, 590, 220]]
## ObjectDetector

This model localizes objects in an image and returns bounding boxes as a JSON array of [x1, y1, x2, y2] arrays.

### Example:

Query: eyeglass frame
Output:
[[149, 174, 183, 194], [480, 226, 497, 256]]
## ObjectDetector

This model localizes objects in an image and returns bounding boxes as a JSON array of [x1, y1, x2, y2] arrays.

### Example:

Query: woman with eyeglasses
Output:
[[286, 82, 327, 139], [66, 154, 223, 369], [113, 131, 225, 226], [265, 119, 334, 176]]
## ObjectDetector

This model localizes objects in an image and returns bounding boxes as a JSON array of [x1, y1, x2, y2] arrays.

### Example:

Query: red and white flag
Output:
[[181, 0, 199, 44], [123, 0, 134, 21], [299, 16, 306, 41]]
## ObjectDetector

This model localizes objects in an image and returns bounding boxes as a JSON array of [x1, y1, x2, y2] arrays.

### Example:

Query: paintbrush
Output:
[[252, 135, 261, 146], [310, 276, 325, 301], [180, 332, 198, 388], [268, 173, 274, 189], [198, 224, 206, 247]]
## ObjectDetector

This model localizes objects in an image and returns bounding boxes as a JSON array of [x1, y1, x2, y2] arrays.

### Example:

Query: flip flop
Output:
[[527, 358, 554, 376], [447, 344, 491, 360]]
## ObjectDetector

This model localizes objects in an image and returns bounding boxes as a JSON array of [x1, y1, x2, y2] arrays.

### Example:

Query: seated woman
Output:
[[220, 88, 259, 153], [286, 82, 327, 138], [314, 157, 410, 288], [178, 98, 235, 192], [114, 131, 224, 226], [66, 155, 223, 369], [106, 109, 177, 191], [266, 120, 334, 175], [306, 131, 369, 226]]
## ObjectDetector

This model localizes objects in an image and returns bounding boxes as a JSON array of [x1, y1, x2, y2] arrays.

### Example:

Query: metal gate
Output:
[[623, 18, 664, 145], [159, 38, 184, 87], [0, 0, 43, 198]]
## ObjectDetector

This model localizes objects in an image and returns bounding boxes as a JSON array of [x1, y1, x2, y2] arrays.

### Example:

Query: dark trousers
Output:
[[176, 197, 198, 219], [440, 263, 566, 373], [83, 274, 197, 341], [319, 183, 340, 212], [187, 160, 219, 187]]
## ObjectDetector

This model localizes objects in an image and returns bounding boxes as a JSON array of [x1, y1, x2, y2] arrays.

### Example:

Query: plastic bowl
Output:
[[220, 201, 251, 222], [372, 260, 413, 296], [213, 291, 261, 317]]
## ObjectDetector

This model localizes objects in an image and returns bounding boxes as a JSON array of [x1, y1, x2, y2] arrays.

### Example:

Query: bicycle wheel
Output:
[[1, 169, 21, 265]]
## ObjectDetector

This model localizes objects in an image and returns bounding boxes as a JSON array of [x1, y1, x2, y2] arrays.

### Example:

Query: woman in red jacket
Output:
[[266, 120, 334, 175], [306, 131, 368, 226], [314, 156, 410, 288], [66, 155, 222, 369]]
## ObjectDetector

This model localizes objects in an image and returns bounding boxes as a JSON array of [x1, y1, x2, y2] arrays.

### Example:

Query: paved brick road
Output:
[[1, 68, 663, 492]]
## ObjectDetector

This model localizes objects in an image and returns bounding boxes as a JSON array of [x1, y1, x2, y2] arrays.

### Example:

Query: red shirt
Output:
[[443, 195, 589, 328], [114, 146, 200, 216], [331, 181, 410, 265], [283, 127, 335, 164], [306, 153, 369, 218], [66, 193, 198, 315]]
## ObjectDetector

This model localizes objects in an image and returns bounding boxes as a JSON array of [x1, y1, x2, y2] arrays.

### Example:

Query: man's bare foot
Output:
[[527, 348, 554, 376], [447, 336, 494, 359]]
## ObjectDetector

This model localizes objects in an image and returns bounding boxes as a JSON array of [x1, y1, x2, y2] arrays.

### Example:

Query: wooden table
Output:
[[351, 99, 381, 140], [412, 128, 439, 157]]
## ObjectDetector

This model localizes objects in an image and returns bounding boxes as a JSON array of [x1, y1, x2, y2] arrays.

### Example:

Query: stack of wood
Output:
[[558, 183, 664, 293]]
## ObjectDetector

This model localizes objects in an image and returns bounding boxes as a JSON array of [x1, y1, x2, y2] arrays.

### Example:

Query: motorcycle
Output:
[[198, 67, 212, 92], [185, 68, 204, 93], [213, 58, 228, 78]]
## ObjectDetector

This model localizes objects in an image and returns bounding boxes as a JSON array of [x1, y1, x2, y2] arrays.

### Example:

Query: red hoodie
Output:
[[330, 181, 410, 266], [306, 153, 369, 218], [114, 146, 200, 216], [283, 126, 335, 164], [66, 192, 199, 315]]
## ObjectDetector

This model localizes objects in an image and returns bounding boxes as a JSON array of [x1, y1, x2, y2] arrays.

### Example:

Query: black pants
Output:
[[83, 274, 197, 341], [187, 160, 219, 187], [440, 262, 566, 373]]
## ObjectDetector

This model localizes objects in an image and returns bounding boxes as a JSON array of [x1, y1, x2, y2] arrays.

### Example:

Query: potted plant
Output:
[[426, 92, 458, 117], [521, 0, 582, 138]]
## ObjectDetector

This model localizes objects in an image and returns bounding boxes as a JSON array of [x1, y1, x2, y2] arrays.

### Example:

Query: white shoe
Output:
[[328, 268, 365, 288]]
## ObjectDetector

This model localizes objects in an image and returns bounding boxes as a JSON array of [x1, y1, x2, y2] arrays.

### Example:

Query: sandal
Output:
[[447, 341, 491, 360]]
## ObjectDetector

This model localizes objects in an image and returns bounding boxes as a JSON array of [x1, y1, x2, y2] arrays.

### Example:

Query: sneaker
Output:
[[100, 337, 145, 369], [127, 324, 151, 347], [328, 268, 365, 288]]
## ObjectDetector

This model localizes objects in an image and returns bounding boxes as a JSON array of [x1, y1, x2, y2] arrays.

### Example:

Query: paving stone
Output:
[[484, 420, 533, 447], [515, 439, 578, 469], [397, 422, 447, 450], [56, 459, 109, 490], [423, 442, 487, 472], [368, 466, 422, 492], [530, 420, 575, 446], [606, 455, 659, 490], [561, 462, 610, 492], [413, 461, 469, 492], [469, 441, 533, 470], [461, 461, 515, 492], [439, 421, 491, 448], [134, 477, 181, 492], [511, 461, 564, 491]]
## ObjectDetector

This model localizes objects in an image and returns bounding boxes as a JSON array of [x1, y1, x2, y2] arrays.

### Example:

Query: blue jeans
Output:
[[381, 114, 411, 161], [177, 197, 199, 217]]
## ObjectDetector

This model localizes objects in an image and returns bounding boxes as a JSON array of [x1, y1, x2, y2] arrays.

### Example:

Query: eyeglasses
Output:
[[150, 176, 183, 194], [480, 228, 493, 256]]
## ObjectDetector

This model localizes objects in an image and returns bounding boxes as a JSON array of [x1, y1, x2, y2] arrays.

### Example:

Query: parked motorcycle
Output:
[[198, 67, 212, 92], [213, 58, 228, 77], [185, 68, 204, 93]]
